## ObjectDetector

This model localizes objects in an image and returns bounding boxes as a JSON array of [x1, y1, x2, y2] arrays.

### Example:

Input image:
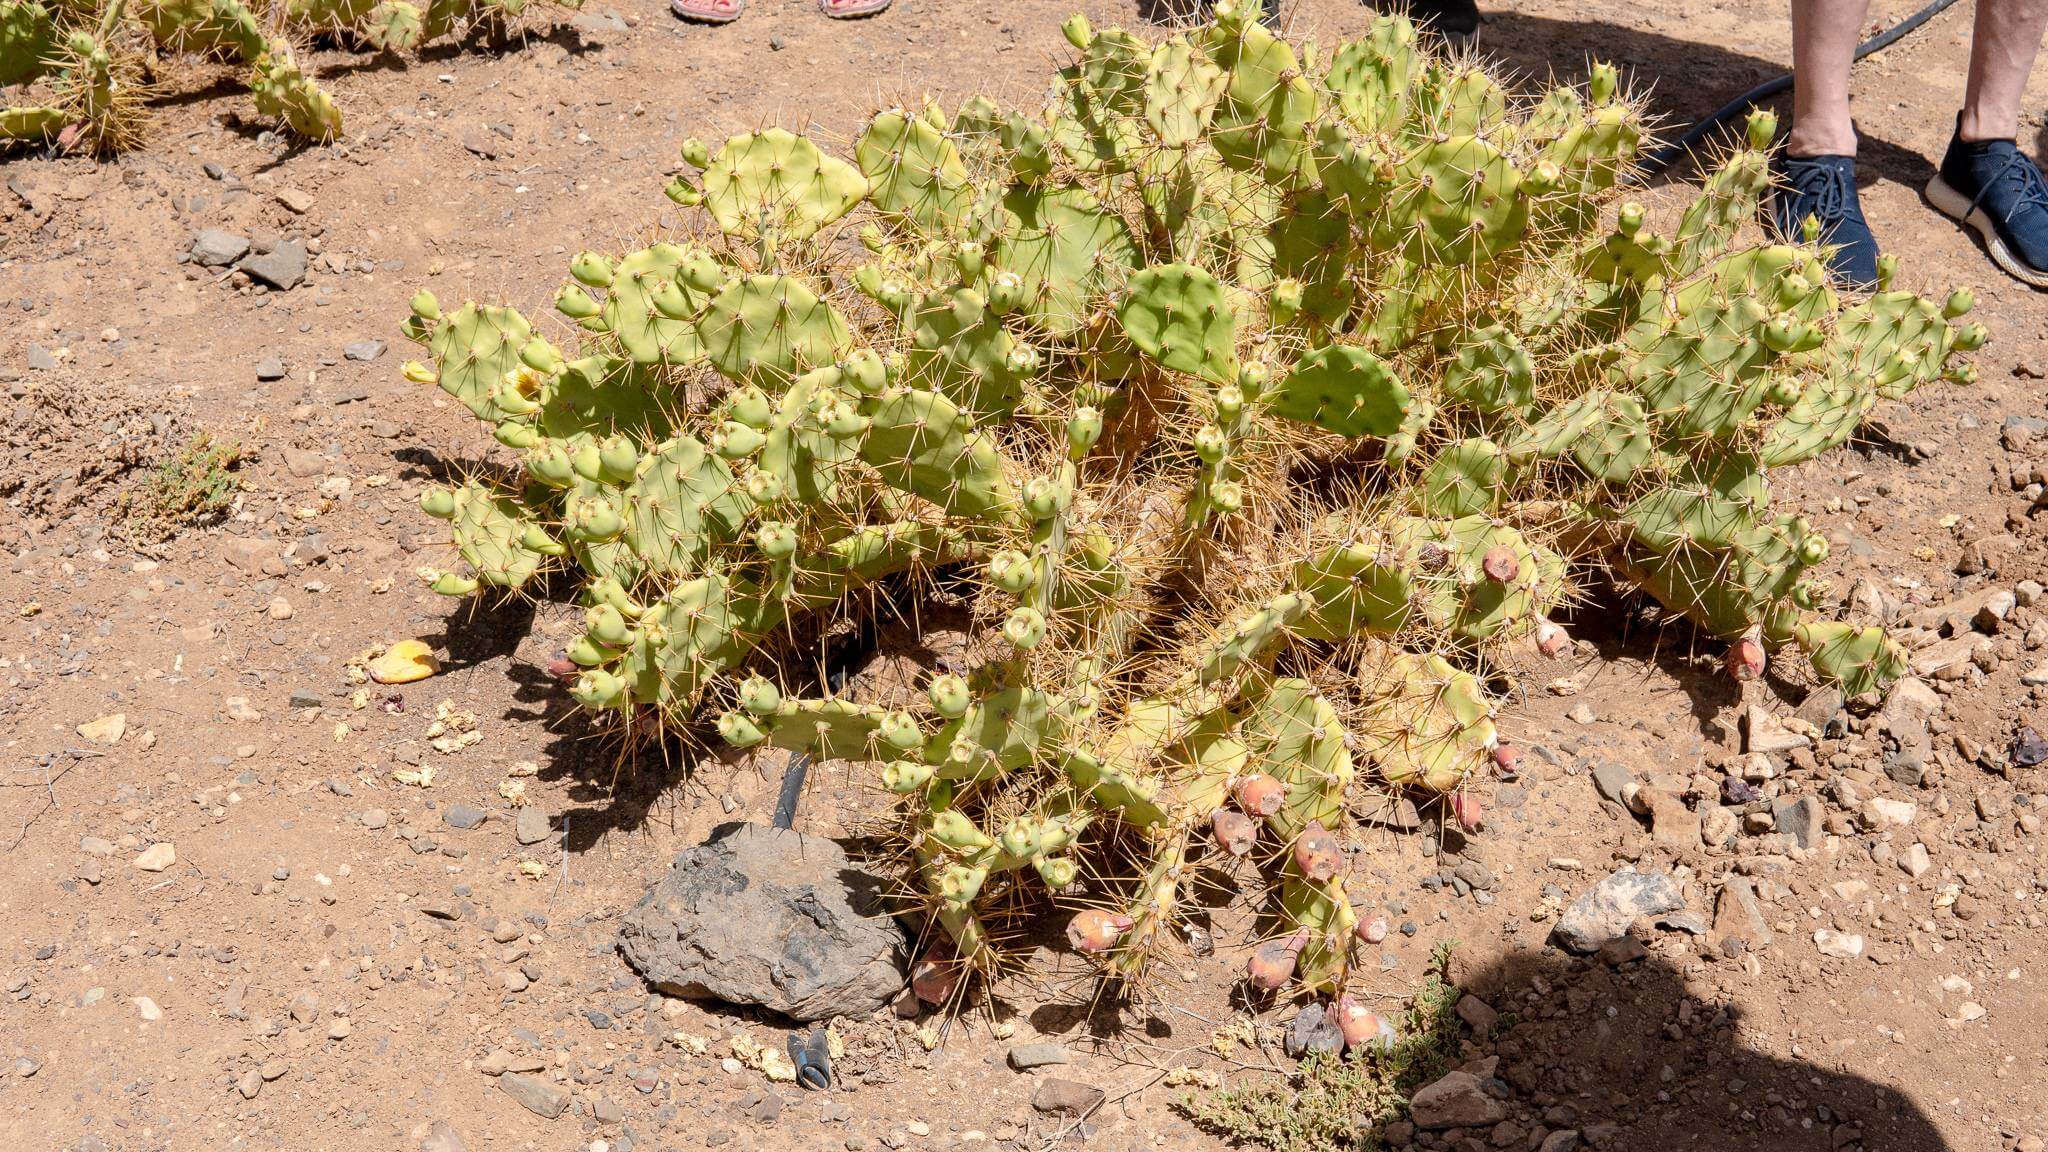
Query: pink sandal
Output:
[[671, 0, 742, 23], [819, 0, 888, 17]]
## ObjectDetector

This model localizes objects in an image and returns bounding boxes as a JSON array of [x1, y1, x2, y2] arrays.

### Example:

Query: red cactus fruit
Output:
[[1211, 809, 1257, 856], [1233, 773, 1287, 817]]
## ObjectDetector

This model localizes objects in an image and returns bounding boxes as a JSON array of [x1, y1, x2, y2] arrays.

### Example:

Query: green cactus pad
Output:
[[1266, 345, 1409, 437], [1117, 263, 1238, 384]]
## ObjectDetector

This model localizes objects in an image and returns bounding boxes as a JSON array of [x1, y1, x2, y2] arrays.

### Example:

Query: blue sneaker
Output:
[[1769, 154, 1883, 290], [1925, 129, 2048, 289]]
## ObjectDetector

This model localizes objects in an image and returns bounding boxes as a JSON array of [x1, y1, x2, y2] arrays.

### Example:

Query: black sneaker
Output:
[[1768, 153, 1882, 291], [1925, 127, 2048, 289]]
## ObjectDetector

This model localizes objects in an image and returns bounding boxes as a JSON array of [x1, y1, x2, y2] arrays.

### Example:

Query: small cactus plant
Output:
[[399, 1, 1980, 997], [2, 0, 580, 150]]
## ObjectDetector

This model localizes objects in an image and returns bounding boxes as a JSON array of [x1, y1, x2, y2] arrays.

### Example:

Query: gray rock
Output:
[[1455, 995, 1498, 1034], [1590, 761, 1633, 807], [343, 340, 386, 362], [1007, 1043, 1068, 1071], [1771, 795, 1823, 850], [419, 1120, 467, 1152], [1030, 1078, 1104, 1116], [240, 240, 308, 291], [1283, 1003, 1344, 1058], [1539, 1131, 1582, 1152], [1552, 869, 1684, 953], [190, 229, 250, 267], [1794, 685, 1846, 734], [498, 1072, 568, 1119], [361, 808, 388, 830], [443, 805, 487, 830], [27, 344, 57, 371], [616, 822, 907, 1022], [255, 355, 287, 381], [1408, 1070, 1505, 1129], [514, 806, 552, 846]]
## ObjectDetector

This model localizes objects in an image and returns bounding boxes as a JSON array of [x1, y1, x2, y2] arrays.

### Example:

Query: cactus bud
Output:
[[1023, 475, 1066, 520], [1479, 545, 1520, 583], [573, 669, 627, 710], [1589, 61, 1618, 105], [738, 675, 781, 717], [1954, 321, 1988, 352], [1236, 361, 1270, 398], [1060, 12, 1091, 49], [1797, 534, 1829, 565], [1005, 343, 1042, 376], [727, 385, 774, 430], [1034, 855, 1077, 887], [586, 603, 632, 648], [1003, 606, 1047, 650], [880, 710, 925, 751], [1234, 773, 1286, 817], [713, 421, 766, 459], [716, 709, 766, 747], [409, 288, 441, 323], [565, 635, 612, 667], [954, 241, 986, 279], [1194, 425, 1229, 464], [1292, 820, 1342, 881], [419, 487, 457, 519], [1211, 809, 1256, 855], [1214, 384, 1245, 420], [997, 820, 1040, 860], [1209, 480, 1244, 513], [428, 570, 480, 597], [1616, 201, 1646, 238], [746, 470, 785, 504], [525, 442, 575, 488], [1745, 108, 1778, 151], [926, 673, 971, 719], [597, 435, 639, 483], [554, 282, 601, 319], [950, 287, 987, 328], [930, 809, 991, 852], [519, 336, 563, 376], [662, 178, 703, 207], [1524, 159, 1561, 195], [680, 251, 726, 295], [755, 521, 799, 559], [401, 359, 439, 385], [1268, 279, 1303, 324], [569, 251, 613, 289], [987, 270, 1025, 314], [679, 137, 709, 168], [841, 349, 889, 395], [1245, 927, 1308, 990], [1067, 406, 1103, 454], [881, 760, 934, 793], [987, 550, 1035, 594], [567, 497, 624, 542], [1765, 376, 1802, 406], [939, 864, 986, 906], [819, 399, 870, 439]]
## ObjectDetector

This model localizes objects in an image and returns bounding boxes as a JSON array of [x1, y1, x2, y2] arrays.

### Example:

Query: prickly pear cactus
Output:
[[398, 0, 1981, 1002]]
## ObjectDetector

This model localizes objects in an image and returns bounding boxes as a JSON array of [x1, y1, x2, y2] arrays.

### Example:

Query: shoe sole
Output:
[[1924, 175, 2048, 289]]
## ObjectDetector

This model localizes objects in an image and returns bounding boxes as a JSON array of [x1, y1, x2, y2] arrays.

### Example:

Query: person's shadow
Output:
[[1435, 944, 1952, 1151]]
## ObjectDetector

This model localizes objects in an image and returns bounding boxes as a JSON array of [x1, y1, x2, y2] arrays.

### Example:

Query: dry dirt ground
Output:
[[4, 1, 2048, 1150]]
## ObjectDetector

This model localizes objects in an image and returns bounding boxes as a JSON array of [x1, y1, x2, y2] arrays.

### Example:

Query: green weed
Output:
[[1176, 943, 1464, 1152]]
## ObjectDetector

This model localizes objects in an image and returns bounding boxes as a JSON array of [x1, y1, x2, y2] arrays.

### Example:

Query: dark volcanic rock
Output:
[[617, 822, 905, 1022]]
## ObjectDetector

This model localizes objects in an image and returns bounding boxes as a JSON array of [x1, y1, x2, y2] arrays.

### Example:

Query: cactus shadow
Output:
[[1550, 581, 1744, 743], [1458, 11, 1932, 191], [1427, 944, 1952, 1150]]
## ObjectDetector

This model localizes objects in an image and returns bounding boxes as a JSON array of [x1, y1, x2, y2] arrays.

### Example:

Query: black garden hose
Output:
[[1635, 0, 1965, 179]]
